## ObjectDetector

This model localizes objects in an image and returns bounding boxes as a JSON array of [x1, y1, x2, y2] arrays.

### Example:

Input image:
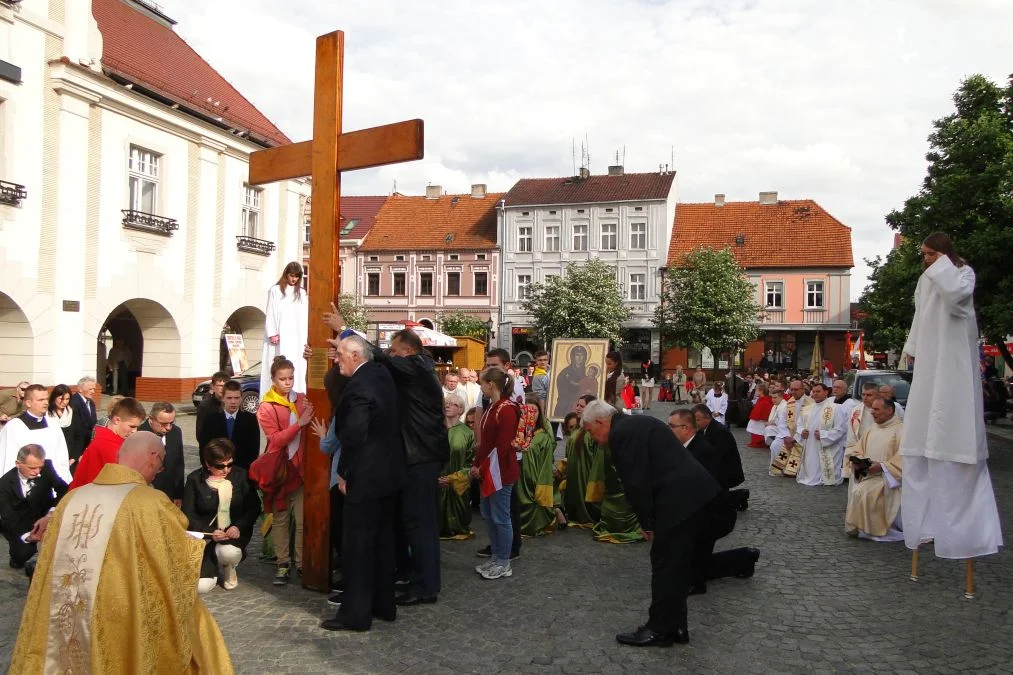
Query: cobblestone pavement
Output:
[[1, 403, 1010, 673]]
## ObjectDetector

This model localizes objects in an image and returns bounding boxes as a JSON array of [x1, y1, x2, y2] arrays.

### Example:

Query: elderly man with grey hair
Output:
[[320, 333, 406, 632], [0, 444, 69, 568], [582, 400, 720, 648], [68, 377, 98, 468]]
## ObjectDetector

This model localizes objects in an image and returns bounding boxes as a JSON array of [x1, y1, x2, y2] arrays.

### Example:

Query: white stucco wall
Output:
[[0, 2, 307, 385]]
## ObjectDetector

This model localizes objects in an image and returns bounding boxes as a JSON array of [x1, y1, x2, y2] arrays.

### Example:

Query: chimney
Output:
[[578, 167, 590, 180], [759, 191, 778, 205], [714, 193, 725, 207], [607, 165, 624, 176], [470, 183, 487, 198], [425, 185, 442, 200]]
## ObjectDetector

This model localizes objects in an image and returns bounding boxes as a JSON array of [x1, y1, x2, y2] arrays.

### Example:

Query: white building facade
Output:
[[0, 0, 306, 399], [498, 167, 677, 365]]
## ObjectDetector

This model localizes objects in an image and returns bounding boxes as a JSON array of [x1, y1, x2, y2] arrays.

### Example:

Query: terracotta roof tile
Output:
[[339, 196, 387, 240], [667, 199, 854, 268], [92, 0, 290, 147], [502, 172, 675, 207], [359, 193, 503, 252]]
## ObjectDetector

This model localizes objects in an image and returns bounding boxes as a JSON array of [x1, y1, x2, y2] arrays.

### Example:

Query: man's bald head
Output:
[[117, 431, 165, 484]]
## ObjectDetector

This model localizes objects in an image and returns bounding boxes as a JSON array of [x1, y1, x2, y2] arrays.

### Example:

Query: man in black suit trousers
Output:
[[320, 334, 407, 633], [692, 404, 749, 511], [68, 377, 98, 470], [140, 402, 185, 506], [0, 444, 69, 568], [198, 381, 261, 473], [583, 401, 720, 648], [669, 409, 761, 594]]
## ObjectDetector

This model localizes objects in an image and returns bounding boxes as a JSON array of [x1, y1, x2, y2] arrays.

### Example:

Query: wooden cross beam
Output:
[[248, 30, 423, 591]]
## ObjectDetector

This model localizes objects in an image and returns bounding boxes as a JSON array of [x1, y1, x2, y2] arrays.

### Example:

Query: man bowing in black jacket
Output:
[[371, 329, 450, 606], [692, 404, 749, 511], [321, 334, 406, 632], [582, 400, 719, 647]]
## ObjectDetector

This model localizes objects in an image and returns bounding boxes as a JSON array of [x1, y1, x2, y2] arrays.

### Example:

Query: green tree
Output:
[[438, 310, 488, 340], [337, 293, 370, 332], [857, 243, 922, 352], [859, 74, 1013, 367], [522, 258, 631, 344], [655, 246, 761, 363]]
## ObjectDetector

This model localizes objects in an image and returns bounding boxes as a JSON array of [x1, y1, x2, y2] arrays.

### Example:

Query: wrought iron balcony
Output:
[[236, 235, 276, 256], [122, 209, 178, 236], [0, 180, 27, 207]]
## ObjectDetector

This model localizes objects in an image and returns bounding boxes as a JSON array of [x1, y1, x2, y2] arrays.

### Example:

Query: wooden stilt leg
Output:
[[964, 560, 975, 599], [909, 548, 920, 582]]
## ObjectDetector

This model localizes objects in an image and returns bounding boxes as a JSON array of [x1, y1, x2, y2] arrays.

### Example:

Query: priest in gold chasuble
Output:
[[9, 432, 233, 674]]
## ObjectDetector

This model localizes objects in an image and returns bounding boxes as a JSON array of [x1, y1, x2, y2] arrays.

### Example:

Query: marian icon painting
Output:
[[547, 339, 609, 421]]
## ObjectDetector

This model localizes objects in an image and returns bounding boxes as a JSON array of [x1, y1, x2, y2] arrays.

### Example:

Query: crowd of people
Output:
[[0, 233, 1005, 663]]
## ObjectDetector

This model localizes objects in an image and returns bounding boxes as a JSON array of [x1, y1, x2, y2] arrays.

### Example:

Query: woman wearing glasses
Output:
[[182, 438, 262, 594]]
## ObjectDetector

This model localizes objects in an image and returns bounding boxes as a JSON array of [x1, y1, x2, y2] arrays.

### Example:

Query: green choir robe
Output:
[[438, 422, 475, 540], [518, 427, 556, 536], [588, 444, 644, 544], [562, 430, 602, 528]]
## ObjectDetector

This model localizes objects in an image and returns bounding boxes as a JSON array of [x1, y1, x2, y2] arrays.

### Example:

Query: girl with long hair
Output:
[[260, 261, 309, 397], [254, 355, 313, 585]]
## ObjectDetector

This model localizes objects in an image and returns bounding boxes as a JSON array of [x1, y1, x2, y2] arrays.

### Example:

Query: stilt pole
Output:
[[909, 548, 919, 582], [964, 559, 975, 599]]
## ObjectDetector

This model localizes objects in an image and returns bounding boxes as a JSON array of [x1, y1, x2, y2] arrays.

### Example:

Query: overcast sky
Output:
[[161, 0, 1011, 299]]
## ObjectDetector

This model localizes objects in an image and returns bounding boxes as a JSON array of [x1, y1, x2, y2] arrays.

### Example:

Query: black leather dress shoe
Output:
[[319, 616, 369, 632], [736, 548, 761, 579], [373, 611, 396, 622], [688, 582, 707, 596], [616, 626, 686, 647], [395, 593, 438, 607]]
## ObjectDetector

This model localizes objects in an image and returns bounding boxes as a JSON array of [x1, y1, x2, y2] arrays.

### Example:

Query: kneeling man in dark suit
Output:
[[669, 409, 760, 594], [582, 401, 719, 647], [320, 334, 407, 632], [0, 443, 69, 568]]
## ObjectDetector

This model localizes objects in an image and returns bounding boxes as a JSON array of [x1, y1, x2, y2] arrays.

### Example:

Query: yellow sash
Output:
[[261, 387, 297, 416]]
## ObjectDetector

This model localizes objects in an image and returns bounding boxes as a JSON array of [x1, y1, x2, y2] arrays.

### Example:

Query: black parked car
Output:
[[191, 362, 262, 413]]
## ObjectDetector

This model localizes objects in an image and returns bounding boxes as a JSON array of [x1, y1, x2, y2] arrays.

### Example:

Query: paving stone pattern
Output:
[[1, 403, 1010, 673]]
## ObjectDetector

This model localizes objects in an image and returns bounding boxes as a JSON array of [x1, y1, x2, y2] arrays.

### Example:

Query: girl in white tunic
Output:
[[260, 262, 309, 397], [900, 232, 1002, 559]]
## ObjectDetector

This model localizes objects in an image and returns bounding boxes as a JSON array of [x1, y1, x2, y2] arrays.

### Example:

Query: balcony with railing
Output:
[[761, 307, 785, 324], [122, 209, 178, 236], [0, 180, 27, 207], [237, 236, 276, 256]]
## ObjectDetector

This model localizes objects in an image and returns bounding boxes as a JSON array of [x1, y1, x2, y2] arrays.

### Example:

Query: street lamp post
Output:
[[484, 318, 495, 348]]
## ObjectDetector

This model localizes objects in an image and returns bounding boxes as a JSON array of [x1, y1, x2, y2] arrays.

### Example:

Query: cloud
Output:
[[161, 0, 1012, 298]]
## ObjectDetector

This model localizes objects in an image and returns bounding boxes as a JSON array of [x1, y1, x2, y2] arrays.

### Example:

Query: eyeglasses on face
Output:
[[211, 461, 234, 470], [668, 423, 689, 430]]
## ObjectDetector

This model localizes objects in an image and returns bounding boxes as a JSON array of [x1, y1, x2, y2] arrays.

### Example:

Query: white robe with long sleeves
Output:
[[899, 256, 1002, 558], [705, 391, 728, 423], [796, 398, 847, 486], [0, 415, 72, 483], [260, 283, 309, 396], [766, 399, 791, 474]]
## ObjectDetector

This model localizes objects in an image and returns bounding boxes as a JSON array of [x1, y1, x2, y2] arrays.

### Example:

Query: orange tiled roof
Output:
[[502, 172, 675, 206], [667, 199, 854, 268], [92, 0, 290, 147], [359, 192, 504, 252], [339, 196, 387, 240]]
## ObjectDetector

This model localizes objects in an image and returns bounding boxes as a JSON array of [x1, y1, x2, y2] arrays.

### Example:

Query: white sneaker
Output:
[[222, 566, 238, 590], [475, 559, 495, 574], [480, 563, 513, 580]]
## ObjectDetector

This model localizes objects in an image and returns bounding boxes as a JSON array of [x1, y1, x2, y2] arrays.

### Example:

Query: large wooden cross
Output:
[[248, 30, 423, 591]]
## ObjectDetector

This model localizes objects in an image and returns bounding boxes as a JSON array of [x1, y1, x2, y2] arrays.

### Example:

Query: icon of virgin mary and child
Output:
[[552, 344, 601, 418]]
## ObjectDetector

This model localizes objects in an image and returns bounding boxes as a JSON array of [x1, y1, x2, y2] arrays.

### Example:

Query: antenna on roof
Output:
[[572, 138, 576, 177], [623, 145, 626, 167], [391, 179, 397, 195]]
